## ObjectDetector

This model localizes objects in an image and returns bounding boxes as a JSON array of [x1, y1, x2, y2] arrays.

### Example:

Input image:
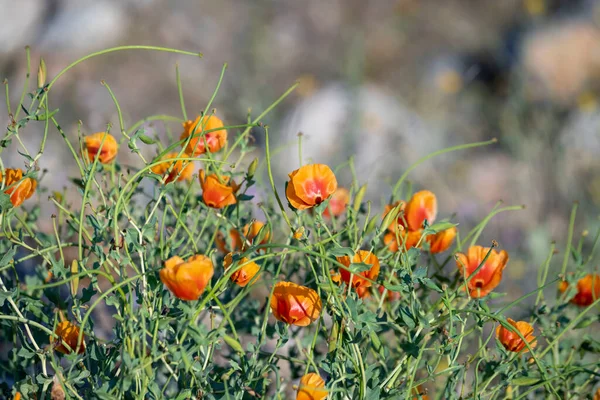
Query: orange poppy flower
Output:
[[559, 273, 600, 306], [383, 191, 441, 252], [52, 321, 85, 354], [224, 253, 260, 287], [159, 255, 214, 301], [323, 187, 350, 218], [384, 230, 423, 253], [296, 373, 328, 400], [180, 114, 227, 156], [199, 169, 239, 208], [426, 226, 457, 253], [1, 168, 36, 207], [337, 250, 380, 293], [14, 393, 21, 400], [270, 282, 322, 326], [496, 318, 537, 353], [456, 246, 508, 298], [150, 152, 194, 183], [216, 221, 270, 253], [286, 164, 338, 210], [84, 132, 118, 164]]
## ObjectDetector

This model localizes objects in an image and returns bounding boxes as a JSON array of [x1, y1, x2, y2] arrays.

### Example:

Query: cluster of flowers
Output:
[[14, 113, 598, 399]]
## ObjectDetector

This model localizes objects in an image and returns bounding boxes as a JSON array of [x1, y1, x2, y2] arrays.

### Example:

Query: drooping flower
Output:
[[52, 321, 85, 354], [1, 168, 36, 207], [323, 187, 350, 218], [224, 253, 260, 287], [84, 132, 118, 164], [180, 114, 227, 155], [296, 373, 328, 400], [496, 318, 537, 353], [150, 152, 194, 183], [337, 250, 380, 296], [199, 169, 239, 208], [426, 226, 457, 254], [456, 246, 508, 298], [286, 164, 337, 210], [270, 282, 322, 326], [216, 221, 270, 253], [160, 255, 214, 301], [383, 190, 455, 253], [559, 273, 600, 306]]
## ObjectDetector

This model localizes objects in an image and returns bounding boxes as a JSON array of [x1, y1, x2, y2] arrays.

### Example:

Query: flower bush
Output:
[[1, 46, 599, 399]]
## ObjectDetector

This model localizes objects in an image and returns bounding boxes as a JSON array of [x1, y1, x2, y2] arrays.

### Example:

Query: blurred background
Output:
[[1, 0, 599, 297]]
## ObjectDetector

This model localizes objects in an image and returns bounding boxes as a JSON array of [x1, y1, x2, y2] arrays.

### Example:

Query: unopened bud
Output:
[[37, 58, 47, 89], [247, 157, 258, 179]]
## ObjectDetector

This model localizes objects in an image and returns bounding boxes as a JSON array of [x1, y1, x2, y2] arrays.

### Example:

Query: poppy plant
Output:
[[383, 190, 455, 253], [224, 253, 260, 287], [1, 168, 36, 207], [337, 250, 380, 295], [323, 187, 350, 218], [286, 164, 338, 210], [150, 152, 194, 183], [270, 282, 322, 326], [52, 321, 85, 354], [496, 318, 537, 353], [84, 132, 118, 164], [159, 255, 214, 301], [559, 273, 600, 306], [180, 114, 227, 155], [199, 169, 239, 208], [296, 373, 328, 400], [456, 245, 508, 298]]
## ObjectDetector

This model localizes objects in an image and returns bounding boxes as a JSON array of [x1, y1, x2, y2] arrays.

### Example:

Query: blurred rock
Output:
[[0, 0, 45, 53], [522, 20, 600, 104], [38, 0, 127, 52]]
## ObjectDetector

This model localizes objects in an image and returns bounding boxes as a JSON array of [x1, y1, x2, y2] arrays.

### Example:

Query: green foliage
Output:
[[0, 46, 599, 400]]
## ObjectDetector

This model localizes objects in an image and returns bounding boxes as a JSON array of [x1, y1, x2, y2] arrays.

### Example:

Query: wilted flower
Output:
[[496, 318, 537, 353], [296, 373, 328, 400], [383, 190, 455, 253], [323, 187, 350, 218], [52, 321, 85, 354], [150, 152, 194, 183], [337, 250, 380, 296], [270, 282, 322, 326], [180, 114, 227, 155], [199, 170, 239, 208], [84, 132, 118, 164], [224, 253, 260, 287], [286, 164, 337, 210], [559, 273, 600, 306], [293, 226, 305, 240], [456, 246, 508, 298], [1, 168, 36, 207], [160, 255, 214, 301]]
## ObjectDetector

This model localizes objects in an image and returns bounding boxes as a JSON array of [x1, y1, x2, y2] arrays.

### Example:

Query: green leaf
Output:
[[511, 376, 541, 386], [328, 247, 355, 258], [223, 334, 244, 354], [0, 246, 16, 267], [349, 262, 374, 274], [423, 221, 457, 235]]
